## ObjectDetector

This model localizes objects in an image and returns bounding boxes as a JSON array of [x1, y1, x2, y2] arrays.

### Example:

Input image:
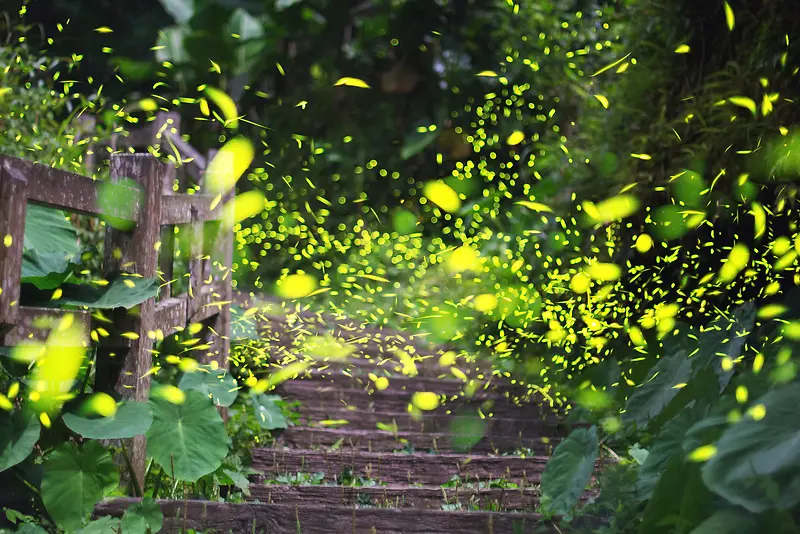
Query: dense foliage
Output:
[[2, 0, 800, 532]]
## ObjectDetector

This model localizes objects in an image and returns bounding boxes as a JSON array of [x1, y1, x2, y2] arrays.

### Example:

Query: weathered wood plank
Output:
[[297, 407, 565, 436], [94, 499, 555, 534], [278, 426, 560, 455], [277, 380, 548, 418], [252, 448, 552, 485], [0, 154, 140, 219], [285, 371, 527, 397], [250, 483, 542, 511], [153, 296, 188, 338], [0, 164, 27, 335], [161, 194, 220, 225], [96, 154, 167, 493]]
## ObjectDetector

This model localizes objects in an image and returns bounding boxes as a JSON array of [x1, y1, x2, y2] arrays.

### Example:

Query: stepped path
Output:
[[96, 293, 605, 533]]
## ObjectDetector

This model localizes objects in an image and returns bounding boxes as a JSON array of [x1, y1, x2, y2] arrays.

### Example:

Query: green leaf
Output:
[[252, 394, 288, 430], [14, 524, 49, 534], [229, 8, 266, 75], [639, 457, 711, 534], [689, 509, 757, 534], [0, 412, 40, 473], [628, 444, 649, 465], [76, 516, 120, 534], [221, 468, 251, 496], [638, 407, 705, 499], [146, 390, 230, 482], [178, 365, 238, 407], [540, 425, 599, 516], [623, 336, 694, 428], [692, 303, 755, 389], [155, 26, 189, 64], [401, 127, 439, 160], [23, 204, 79, 256], [20, 249, 76, 290], [41, 441, 119, 532], [159, 0, 194, 23], [63, 401, 153, 439], [120, 498, 163, 534], [702, 382, 800, 513], [56, 276, 159, 309]]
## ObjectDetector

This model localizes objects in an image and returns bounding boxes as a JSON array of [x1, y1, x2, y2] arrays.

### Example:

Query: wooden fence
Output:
[[0, 113, 233, 490]]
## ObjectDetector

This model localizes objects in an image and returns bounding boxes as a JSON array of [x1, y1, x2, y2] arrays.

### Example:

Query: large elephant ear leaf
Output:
[[0, 412, 40, 472], [252, 394, 288, 430], [20, 249, 77, 289], [56, 275, 159, 309], [23, 204, 79, 256], [121, 497, 163, 534], [622, 335, 694, 429], [41, 441, 119, 532], [540, 425, 599, 516], [702, 382, 800, 513], [178, 365, 238, 407], [146, 390, 230, 482], [63, 401, 153, 439]]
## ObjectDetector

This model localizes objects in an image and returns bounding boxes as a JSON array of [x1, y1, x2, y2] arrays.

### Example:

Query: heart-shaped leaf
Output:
[[56, 276, 159, 309], [23, 204, 79, 256], [623, 336, 694, 428], [76, 516, 120, 534], [63, 401, 153, 439], [41, 441, 119, 532], [21, 249, 77, 290], [702, 382, 800, 513], [252, 394, 288, 430], [0, 412, 40, 473], [540, 425, 599, 516], [121, 498, 163, 534], [146, 390, 230, 482], [178, 365, 238, 407]]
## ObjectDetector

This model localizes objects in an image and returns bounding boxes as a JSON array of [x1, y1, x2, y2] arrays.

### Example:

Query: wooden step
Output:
[[250, 483, 541, 510], [253, 449, 557, 485], [284, 371, 526, 397], [278, 427, 560, 454], [96, 498, 557, 534], [297, 407, 566, 436], [278, 381, 549, 418]]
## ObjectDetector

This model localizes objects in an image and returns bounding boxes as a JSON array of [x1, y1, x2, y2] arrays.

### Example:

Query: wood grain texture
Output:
[[251, 483, 542, 511], [296, 407, 567, 436], [0, 164, 27, 336], [252, 448, 552, 485], [278, 426, 560, 455], [94, 499, 556, 533]]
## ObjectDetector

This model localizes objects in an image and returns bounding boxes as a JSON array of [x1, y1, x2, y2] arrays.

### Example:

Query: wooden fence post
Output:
[[0, 165, 28, 339], [202, 148, 233, 373], [96, 153, 166, 493]]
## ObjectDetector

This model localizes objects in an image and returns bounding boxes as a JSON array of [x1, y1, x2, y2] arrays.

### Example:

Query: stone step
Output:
[[95, 498, 564, 534]]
